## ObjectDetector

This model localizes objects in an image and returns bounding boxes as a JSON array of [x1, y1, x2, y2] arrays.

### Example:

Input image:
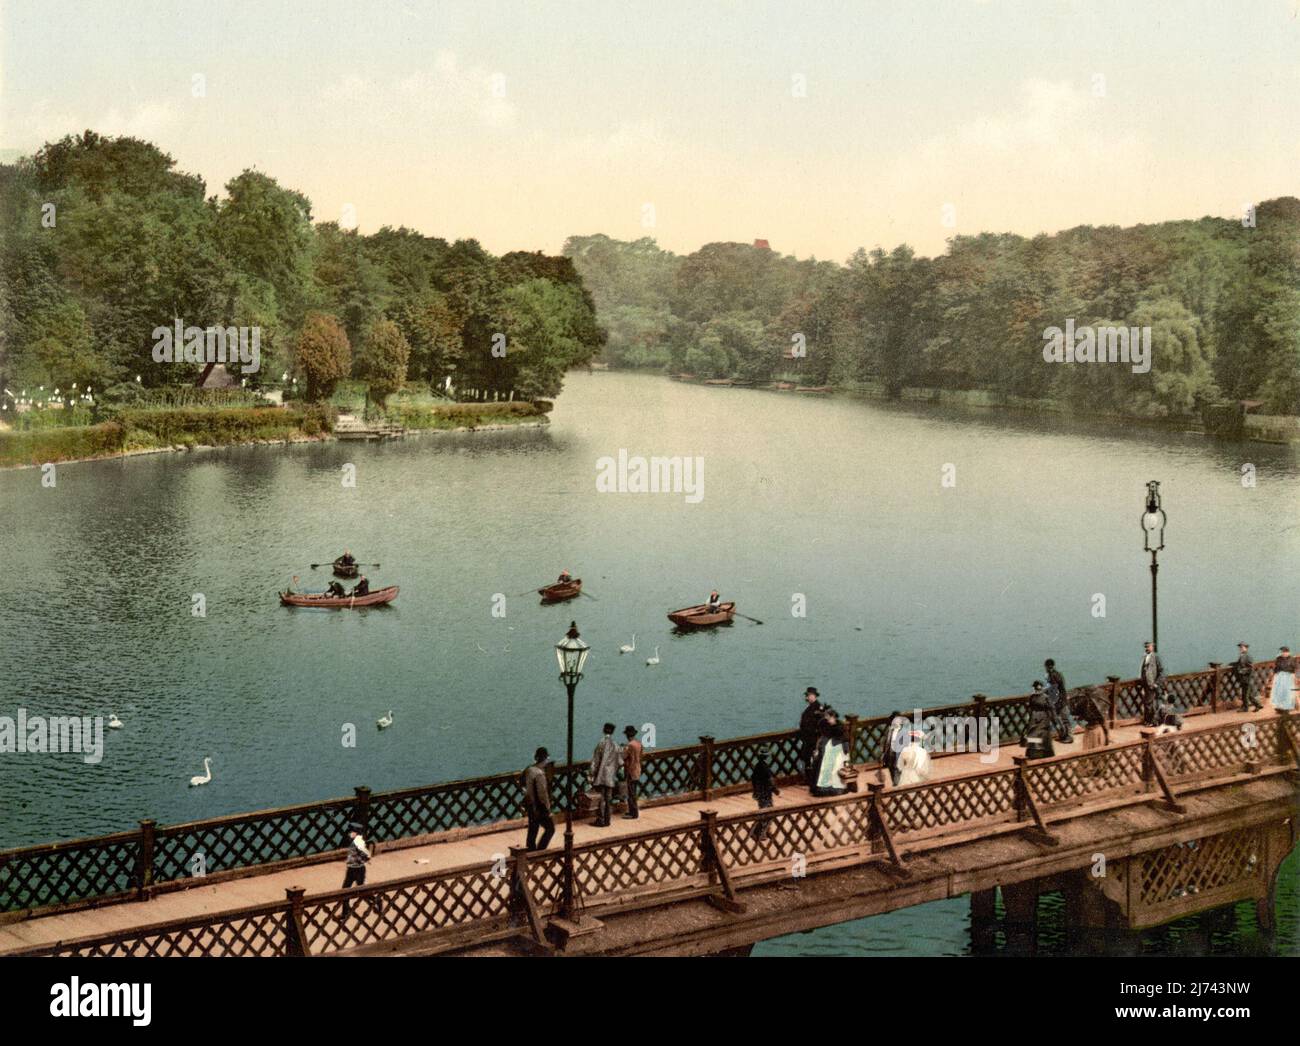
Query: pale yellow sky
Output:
[[3, 0, 1298, 260]]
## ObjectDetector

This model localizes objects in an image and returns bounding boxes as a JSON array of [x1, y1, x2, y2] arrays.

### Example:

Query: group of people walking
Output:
[[503, 640, 1297, 859], [519, 724, 644, 852]]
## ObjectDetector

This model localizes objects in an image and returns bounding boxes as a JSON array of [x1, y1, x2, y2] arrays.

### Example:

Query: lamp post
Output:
[[554, 620, 590, 921], [1141, 480, 1167, 650]]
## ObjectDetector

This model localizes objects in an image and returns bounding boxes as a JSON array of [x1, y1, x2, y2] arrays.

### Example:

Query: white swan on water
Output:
[[645, 646, 660, 666], [108, 714, 123, 729], [377, 710, 394, 729], [619, 634, 636, 654], [189, 758, 212, 787]]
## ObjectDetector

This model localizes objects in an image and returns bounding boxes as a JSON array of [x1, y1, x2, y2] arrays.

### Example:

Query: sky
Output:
[[1, 0, 1297, 262]]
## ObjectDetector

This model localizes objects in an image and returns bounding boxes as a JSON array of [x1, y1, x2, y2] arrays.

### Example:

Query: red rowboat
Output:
[[667, 601, 736, 629], [538, 579, 582, 603], [280, 585, 399, 608]]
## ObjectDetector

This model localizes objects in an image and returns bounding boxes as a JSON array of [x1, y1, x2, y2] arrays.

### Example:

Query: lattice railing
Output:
[[1, 659, 1282, 915], [37, 901, 292, 957], [1137, 827, 1265, 906], [0, 831, 139, 913], [17, 711, 1295, 957], [299, 863, 511, 953]]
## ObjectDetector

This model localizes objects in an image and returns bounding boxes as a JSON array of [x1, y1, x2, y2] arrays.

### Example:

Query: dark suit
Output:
[[1234, 652, 1259, 710], [798, 701, 826, 779], [1140, 652, 1166, 724]]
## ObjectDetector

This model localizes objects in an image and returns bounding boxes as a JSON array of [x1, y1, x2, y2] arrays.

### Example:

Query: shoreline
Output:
[[644, 370, 1300, 445], [0, 417, 550, 472]]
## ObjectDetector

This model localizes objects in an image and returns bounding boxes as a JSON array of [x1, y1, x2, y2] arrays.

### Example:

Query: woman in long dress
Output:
[[896, 731, 932, 787], [1269, 646, 1296, 711], [811, 713, 850, 797]]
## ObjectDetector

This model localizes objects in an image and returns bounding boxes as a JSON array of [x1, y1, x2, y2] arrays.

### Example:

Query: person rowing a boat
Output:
[[557, 570, 572, 584], [351, 575, 370, 597], [339, 549, 356, 567], [325, 580, 346, 598], [707, 590, 722, 611]]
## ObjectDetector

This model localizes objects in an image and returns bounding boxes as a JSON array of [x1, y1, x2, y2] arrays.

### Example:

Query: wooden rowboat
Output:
[[280, 585, 399, 608], [538, 579, 582, 603], [332, 557, 359, 578], [667, 601, 736, 629]]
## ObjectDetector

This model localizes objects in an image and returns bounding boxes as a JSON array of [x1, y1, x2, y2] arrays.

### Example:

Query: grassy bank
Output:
[[0, 405, 332, 468], [380, 400, 549, 431], [0, 400, 549, 468]]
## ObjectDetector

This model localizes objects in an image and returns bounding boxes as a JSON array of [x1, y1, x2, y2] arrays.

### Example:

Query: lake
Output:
[[1, 370, 1296, 954]]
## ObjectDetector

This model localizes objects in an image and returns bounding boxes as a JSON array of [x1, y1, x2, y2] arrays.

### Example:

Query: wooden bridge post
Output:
[[1141, 729, 1185, 811], [1106, 676, 1121, 728], [135, 819, 156, 900], [698, 736, 716, 800], [352, 786, 372, 834], [508, 845, 550, 950], [969, 887, 997, 954], [1208, 662, 1222, 713], [698, 810, 743, 913], [284, 886, 309, 957]]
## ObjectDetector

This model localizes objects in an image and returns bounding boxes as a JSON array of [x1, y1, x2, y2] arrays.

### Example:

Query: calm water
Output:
[[1, 371, 1296, 954]]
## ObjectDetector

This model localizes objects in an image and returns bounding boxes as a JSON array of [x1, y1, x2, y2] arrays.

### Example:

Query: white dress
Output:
[[896, 742, 931, 786]]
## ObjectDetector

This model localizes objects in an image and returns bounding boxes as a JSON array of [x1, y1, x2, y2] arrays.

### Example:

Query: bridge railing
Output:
[[19, 709, 1297, 957], [0, 658, 1282, 916]]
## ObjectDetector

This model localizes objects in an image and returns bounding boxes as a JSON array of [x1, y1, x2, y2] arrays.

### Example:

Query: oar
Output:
[[579, 590, 599, 601], [733, 611, 764, 625], [310, 561, 381, 569]]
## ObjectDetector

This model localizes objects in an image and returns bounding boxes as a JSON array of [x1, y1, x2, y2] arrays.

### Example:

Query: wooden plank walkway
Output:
[[0, 704, 1279, 954]]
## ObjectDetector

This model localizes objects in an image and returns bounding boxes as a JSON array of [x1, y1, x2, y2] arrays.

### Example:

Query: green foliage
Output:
[[294, 311, 352, 401], [1, 134, 603, 413], [354, 318, 410, 407], [570, 207, 1300, 417]]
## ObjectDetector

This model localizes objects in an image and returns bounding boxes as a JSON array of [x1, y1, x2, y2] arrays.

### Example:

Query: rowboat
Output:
[[332, 557, 359, 578], [280, 585, 399, 608], [538, 579, 582, 603], [667, 601, 736, 629]]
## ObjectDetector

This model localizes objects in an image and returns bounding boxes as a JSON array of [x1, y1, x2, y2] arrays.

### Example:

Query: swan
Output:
[[619, 634, 636, 654], [645, 646, 660, 666], [107, 714, 123, 729], [189, 757, 212, 787], [377, 710, 394, 729]]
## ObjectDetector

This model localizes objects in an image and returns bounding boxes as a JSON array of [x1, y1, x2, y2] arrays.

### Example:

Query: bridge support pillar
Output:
[[1000, 879, 1040, 956], [969, 888, 997, 954]]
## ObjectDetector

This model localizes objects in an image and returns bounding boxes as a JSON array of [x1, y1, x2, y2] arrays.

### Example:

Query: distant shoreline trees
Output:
[[565, 201, 1300, 417]]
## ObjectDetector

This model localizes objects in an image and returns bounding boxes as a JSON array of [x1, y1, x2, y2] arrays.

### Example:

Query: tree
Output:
[[354, 318, 410, 407], [293, 312, 351, 402]]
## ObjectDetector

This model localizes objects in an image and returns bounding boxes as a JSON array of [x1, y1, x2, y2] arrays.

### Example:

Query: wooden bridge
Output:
[[1, 659, 1295, 956]]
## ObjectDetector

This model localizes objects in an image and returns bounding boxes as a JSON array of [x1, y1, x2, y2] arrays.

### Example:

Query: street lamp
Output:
[[1141, 480, 1167, 650], [554, 620, 590, 921]]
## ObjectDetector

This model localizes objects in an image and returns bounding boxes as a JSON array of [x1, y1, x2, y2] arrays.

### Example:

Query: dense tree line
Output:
[[565, 201, 1300, 416], [0, 132, 605, 407]]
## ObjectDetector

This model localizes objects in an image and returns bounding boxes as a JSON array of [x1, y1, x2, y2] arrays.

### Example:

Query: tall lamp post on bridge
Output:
[[555, 620, 590, 922], [1141, 480, 1167, 650]]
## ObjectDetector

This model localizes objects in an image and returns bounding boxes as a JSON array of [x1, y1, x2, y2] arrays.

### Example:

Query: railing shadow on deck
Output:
[[0, 658, 1285, 921]]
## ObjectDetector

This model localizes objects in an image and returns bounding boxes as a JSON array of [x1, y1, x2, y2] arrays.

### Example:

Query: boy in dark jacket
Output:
[[750, 746, 781, 840]]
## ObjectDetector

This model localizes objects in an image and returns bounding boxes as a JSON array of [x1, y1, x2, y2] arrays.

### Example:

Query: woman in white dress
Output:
[[896, 730, 932, 787], [1269, 646, 1296, 711]]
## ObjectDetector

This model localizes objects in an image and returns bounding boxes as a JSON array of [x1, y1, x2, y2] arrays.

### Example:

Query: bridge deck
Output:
[[0, 705, 1281, 954]]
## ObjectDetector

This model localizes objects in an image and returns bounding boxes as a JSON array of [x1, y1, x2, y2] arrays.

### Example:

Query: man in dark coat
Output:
[[1021, 684, 1055, 760], [1045, 658, 1073, 743], [1234, 642, 1260, 711], [750, 745, 781, 840], [882, 710, 907, 786], [522, 747, 554, 851], [1139, 642, 1166, 725], [798, 687, 826, 784]]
